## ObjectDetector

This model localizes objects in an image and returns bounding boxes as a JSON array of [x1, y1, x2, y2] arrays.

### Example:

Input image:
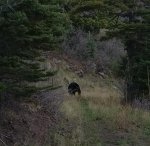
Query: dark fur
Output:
[[68, 82, 81, 95]]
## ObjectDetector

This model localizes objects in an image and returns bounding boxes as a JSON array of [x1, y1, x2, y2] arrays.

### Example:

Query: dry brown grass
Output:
[[37, 59, 150, 145], [56, 68, 150, 145], [61, 97, 82, 120]]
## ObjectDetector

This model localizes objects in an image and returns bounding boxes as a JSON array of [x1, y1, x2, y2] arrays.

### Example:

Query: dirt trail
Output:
[[1, 54, 150, 146], [0, 87, 69, 146]]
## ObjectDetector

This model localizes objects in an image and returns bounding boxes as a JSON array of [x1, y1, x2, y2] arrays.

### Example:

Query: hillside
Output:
[[42, 54, 150, 146], [1, 55, 150, 146], [0, 0, 150, 146]]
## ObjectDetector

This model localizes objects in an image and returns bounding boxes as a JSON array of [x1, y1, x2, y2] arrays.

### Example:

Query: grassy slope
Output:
[[52, 68, 150, 146], [2, 57, 149, 146]]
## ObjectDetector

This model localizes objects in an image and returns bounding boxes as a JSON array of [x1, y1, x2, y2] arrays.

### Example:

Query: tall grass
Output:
[[55, 68, 150, 146]]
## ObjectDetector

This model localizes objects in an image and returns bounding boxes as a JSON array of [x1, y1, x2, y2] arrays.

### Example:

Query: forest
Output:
[[0, 0, 150, 146]]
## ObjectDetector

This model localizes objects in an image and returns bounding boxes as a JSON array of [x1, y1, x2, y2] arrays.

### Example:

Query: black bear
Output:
[[68, 82, 81, 95]]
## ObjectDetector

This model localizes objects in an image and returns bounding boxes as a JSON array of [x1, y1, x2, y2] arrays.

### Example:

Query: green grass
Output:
[[38, 60, 150, 146], [55, 68, 150, 146]]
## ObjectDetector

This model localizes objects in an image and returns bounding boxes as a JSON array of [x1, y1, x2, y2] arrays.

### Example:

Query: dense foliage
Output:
[[0, 0, 70, 100], [66, 0, 150, 101], [0, 0, 149, 101], [111, 0, 150, 100]]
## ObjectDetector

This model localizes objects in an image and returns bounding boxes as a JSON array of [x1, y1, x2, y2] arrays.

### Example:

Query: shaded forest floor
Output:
[[1, 55, 150, 146]]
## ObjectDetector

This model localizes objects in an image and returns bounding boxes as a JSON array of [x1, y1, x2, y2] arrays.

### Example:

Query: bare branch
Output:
[[0, 138, 7, 146]]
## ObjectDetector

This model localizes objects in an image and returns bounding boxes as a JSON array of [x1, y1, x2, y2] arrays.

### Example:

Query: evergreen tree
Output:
[[111, 0, 150, 101], [67, 0, 150, 101], [0, 0, 70, 100]]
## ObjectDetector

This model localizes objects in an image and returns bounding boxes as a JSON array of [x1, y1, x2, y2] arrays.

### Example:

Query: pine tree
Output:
[[0, 0, 70, 100], [67, 0, 150, 101], [114, 1, 150, 101]]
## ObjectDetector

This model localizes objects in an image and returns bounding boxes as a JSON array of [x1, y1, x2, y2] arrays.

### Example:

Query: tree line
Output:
[[0, 0, 70, 100], [0, 0, 149, 103]]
